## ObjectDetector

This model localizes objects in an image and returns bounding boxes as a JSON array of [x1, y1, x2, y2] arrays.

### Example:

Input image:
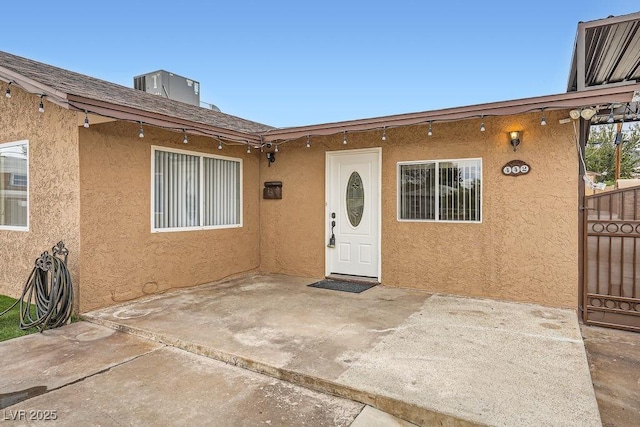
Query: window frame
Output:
[[0, 140, 29, 232], [397, 157, 482, 224], [150, 145, 243, 233]]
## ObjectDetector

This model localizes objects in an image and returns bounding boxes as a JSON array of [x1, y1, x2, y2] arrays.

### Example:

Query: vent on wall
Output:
[[133, 70, 200, 107]]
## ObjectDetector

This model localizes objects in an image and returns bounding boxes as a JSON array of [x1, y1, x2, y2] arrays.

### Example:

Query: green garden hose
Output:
[[0, 242, 74, 331]]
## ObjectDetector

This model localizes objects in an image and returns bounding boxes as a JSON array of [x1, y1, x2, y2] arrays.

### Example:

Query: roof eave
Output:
[[69, 95, 263, 144], [262, 83, 640, 141], [0, 65, 68, 108]]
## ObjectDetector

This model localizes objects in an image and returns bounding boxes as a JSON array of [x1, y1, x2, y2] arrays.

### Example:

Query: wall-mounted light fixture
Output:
[[509, 131, 521, 152], [266, 152, 276, 166]]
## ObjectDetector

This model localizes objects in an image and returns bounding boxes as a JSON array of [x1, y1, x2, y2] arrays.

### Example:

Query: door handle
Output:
[[328, 214, 336, 248]]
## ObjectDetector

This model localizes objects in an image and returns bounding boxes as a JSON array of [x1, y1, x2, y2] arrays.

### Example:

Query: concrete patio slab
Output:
[[84, 274, 602, 426], [338, 294, 600, 427], [4, 346, 364, 426], [0, 322, 161, 409]]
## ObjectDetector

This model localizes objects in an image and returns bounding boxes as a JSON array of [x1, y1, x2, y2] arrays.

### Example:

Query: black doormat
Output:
[[308, 279, 376, 294]]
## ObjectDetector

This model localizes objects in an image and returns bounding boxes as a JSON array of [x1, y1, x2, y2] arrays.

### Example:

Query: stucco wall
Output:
[[260, 110, 579, 308], [0, 82, 81, 303], [78, 121, 260, 311]]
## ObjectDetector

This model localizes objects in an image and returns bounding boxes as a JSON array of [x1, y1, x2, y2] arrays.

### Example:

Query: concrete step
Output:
[[83, 314, 472, 426]]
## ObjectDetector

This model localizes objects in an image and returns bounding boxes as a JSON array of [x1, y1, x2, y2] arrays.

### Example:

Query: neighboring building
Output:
[[1, 13, 639, 314]]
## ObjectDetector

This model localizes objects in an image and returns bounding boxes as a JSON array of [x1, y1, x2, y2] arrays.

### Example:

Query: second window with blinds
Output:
[[152, 146, 242, 232], [397, 158, 482, 223]]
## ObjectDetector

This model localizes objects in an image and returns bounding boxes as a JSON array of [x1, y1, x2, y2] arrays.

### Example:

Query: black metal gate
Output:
[[584, 186, 640, 332]]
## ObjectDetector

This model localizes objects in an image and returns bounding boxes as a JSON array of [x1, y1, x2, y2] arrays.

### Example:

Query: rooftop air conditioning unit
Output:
[[134, 70, 200, 107]]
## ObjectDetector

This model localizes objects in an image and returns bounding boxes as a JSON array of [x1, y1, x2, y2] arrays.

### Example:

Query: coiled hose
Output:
[[0, 242, 74, 331]]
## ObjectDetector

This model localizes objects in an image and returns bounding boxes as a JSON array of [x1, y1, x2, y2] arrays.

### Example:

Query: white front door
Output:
[[326, 148, 381, 279]]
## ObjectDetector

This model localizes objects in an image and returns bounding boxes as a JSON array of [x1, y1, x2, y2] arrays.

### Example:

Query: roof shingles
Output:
[[0, 50, 273, 134]]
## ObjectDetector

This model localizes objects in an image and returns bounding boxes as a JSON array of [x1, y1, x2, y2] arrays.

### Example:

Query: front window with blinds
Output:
[[398, 158, 481, 222], [152, 147, 242, 231]]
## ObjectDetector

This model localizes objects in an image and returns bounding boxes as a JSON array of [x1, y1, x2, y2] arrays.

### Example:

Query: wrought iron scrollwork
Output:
[[35, 252, 53, 272], [52, 241, 69, 263]]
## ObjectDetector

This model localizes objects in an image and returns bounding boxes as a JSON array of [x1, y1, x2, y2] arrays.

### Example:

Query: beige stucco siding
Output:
[[260, 110, 579, 308], [78, 121, 260, 311], [0, 80, 579, 312], [0, 82, 81, 302]]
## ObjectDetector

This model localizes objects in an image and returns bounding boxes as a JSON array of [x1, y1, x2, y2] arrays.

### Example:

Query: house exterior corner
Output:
[[0, 81, 81, 307]]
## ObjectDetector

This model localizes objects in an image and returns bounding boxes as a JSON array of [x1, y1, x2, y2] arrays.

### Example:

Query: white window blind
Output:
[[203, 157, 241, 226], [398, 159, 481, 222], [153, 147, 242, 231], [399, 162, 436, 220]]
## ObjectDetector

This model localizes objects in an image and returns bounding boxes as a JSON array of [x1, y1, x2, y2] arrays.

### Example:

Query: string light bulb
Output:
[[139, 122, 144, 138], [541, 110, 547, 126], [38, 95, 44, 113], [275, 144, 279, 153], [381, 127, 387, 141], [5, 82, 11, 98], [306, 135, 311, 148], [480, 116, 486, 132], [246, 143, 251, 154], [428, 121, 433, 137], [83, 111, 89, 128], [343, 131, 347, 145], [183, 130, 188, 144], [217, 138, 223, 150], [625, 106, 633, 120]]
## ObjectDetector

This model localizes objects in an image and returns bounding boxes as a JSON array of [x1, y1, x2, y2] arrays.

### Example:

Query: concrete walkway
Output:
[[79, 274, 601, 426], [581, 325, 640, 427], [1, 322, 377, 426]]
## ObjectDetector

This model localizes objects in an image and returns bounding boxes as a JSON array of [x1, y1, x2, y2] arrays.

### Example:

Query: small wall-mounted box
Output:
[[263, 181, 282, 199]]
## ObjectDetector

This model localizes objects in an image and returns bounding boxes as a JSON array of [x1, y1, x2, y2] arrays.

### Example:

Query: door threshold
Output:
[[326, 274, 379, 284]]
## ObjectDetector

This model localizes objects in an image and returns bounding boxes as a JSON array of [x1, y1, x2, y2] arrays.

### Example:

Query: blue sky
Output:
[[1, 2, 638, 127]]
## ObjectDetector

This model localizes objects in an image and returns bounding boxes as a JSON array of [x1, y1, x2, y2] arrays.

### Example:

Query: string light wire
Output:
[[6, 80, 637, 153]]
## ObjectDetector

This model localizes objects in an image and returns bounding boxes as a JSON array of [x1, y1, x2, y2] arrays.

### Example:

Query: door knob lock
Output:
[[328, 216, 336, 248]]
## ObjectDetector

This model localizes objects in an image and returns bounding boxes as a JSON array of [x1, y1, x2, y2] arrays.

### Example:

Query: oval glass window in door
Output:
[[346, 172, 364, 227]]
